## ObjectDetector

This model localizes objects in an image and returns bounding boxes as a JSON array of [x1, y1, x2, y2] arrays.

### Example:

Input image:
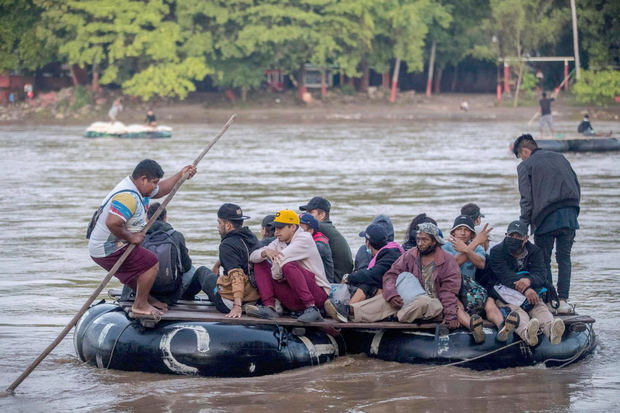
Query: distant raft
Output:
[[84, 122, 172, 139], [535, 137, 619, 153], [342, 315, 596, 370], [74, 302, 343, 377]]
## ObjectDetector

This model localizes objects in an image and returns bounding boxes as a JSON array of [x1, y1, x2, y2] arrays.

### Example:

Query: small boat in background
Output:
[[84, 122, 172, 139], [535, 134, 619, 153]]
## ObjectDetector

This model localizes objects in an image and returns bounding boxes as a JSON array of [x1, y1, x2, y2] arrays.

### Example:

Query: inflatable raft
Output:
[[535, 137, 619, 153], [75, 293, 596, 375], [342, 315, 596, 370], [84, 122, 172, 139], [74, 302, 343, 377]]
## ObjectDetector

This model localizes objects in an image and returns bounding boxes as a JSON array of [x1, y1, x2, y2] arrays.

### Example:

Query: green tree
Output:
[[0, 0, 54, 73], [573, 69, 620, 104], [39, 0, 212, 100], [576, 0, 620, 69]]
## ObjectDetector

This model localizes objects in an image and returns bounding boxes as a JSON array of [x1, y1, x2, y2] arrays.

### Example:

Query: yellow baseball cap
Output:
[[273, 209, 300, 227]]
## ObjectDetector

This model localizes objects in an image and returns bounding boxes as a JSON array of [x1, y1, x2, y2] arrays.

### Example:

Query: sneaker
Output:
[[470, 314, 485, 344], [557, 300, 573, 315], [496, 311, 520, 342], [550, 318, 565, 345], [324, 299, 349, 323], [244, 304, 278, 320], [297, 306, 323, 323], [525, 318, 540, 346]]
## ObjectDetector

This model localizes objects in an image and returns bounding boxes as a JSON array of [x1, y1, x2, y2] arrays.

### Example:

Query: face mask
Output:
[[419, 243, 436, 256], [505, 237, 525, 254], [366, 248, 372, 255]]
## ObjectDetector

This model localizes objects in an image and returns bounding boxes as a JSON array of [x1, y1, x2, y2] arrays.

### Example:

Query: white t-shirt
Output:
[[88, 176, 158, 257]]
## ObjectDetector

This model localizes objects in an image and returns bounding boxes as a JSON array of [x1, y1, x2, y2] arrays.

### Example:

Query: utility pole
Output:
[[570, 0, 581, 80]]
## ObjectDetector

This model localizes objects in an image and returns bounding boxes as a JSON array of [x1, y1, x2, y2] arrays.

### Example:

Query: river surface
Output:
[[0, 119, 619, 412]]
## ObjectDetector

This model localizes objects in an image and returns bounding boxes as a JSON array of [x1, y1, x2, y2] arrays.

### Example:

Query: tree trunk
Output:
[[359, 56, 369, 93], [91, 60, 100, 93], [241, 86, 247, 102], [297, 63, 307, 101], [513, 62, 524, 108], [390, 58, 401, 103], [70, 65, 79, 87], [451, 64, 459, 92], [426, 40, 436, 97], [320, 69, 326, 99], [434, 66, 443, 94], [382, 71, 390, 89]]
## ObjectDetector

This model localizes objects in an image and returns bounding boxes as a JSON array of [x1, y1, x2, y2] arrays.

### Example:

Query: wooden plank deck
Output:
[[109, 289, 595, 329]]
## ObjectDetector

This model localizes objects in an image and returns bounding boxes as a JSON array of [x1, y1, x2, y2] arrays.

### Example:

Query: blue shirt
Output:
[[535, 207, 579, 235], [442, 242, 486, 279]]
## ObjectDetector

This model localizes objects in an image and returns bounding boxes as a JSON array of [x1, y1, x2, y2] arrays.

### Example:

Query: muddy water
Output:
[[0, 120, 618, 412]]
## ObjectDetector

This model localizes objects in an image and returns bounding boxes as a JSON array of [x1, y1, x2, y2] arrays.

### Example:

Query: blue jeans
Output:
[[534, 228, 576, 299]]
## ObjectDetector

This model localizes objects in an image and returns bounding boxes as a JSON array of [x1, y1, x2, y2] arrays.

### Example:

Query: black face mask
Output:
[[419, 242, 437, 256], [505, 237, 525, 254]]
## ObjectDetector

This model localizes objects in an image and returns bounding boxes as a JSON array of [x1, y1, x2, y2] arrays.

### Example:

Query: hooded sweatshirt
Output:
[[218, 226, 260, 301], [250, 227, 330, 294], [354, 215, 396, 271]]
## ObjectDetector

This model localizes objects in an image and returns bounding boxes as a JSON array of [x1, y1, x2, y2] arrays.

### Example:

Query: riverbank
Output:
[[1, 89, 618, 125]]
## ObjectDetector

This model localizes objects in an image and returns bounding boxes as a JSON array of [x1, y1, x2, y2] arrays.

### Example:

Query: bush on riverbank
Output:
[[573, 70, 620, 105]]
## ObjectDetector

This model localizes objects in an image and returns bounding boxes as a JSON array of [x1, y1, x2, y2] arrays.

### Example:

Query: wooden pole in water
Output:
[[4, 114, 237, 395]]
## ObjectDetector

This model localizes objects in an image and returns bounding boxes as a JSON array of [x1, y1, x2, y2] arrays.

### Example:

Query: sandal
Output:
[[470, 314, 485, 344], [496, 311, 520, 342]]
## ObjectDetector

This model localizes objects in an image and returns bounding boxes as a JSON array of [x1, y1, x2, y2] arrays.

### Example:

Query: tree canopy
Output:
[[0, 0, 616, 101]]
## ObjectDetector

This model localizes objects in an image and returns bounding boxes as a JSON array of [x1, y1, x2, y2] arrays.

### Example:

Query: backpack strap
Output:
[[100, 189, 142, 209]]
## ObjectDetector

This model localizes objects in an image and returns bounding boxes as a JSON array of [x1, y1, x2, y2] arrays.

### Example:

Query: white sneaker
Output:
[[550, 318, 565, 345], [525, 318, 540, 346], [557, 300, 573, 314]]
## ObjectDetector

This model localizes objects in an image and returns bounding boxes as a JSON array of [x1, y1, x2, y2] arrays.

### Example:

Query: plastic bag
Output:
[[329, 283, 351, 303]]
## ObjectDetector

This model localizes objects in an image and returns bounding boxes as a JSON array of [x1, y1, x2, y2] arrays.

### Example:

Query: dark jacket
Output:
[[316, 237, 335, 283], [488, 240, 547, 290], [219, 227, 259, 275], [383, 247, 461, 322], [319, 220, 353, 282], [147, 220, 192, 273], [348, 247, 401, 288], [518, 148, 580, 231]]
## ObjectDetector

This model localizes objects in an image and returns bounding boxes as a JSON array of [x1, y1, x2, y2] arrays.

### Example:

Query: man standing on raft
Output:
[[88, 159, 196, 316]]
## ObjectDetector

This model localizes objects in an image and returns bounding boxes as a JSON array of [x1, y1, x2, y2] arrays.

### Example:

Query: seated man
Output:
[[354, 214, 396, 271], [324, 223, 403, 323], [89, 159, 196, 317], [257, 214, 276, 247], [347, 223, 461, 327], [145, 109, 157, 127], [246, 209, 330, 322], [443, 215, 519, 343], [402, 213, 439, 251], [185, 203, 260, 318], [300, 196, 352, 281], [489, 221, 565, 346], [577, 114, 594, 136], [299, 213, 335, 283]]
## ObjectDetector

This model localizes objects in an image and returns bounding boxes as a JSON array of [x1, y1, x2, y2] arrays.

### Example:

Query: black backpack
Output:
[[142, 229, 183, 296]]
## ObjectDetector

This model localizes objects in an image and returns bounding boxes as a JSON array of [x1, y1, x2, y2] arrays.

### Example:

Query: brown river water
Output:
[[0, 120, 618, 412]]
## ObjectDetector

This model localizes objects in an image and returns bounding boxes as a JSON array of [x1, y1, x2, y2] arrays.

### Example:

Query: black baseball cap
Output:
[[261, 214, 276, 229], [507, 220, 528, 236], [299, 196, 331, 212], [217, 203, 250, 221], [460, 203, 484, 220], [450, 215, 476, 234], [359, 223, 388, 249]]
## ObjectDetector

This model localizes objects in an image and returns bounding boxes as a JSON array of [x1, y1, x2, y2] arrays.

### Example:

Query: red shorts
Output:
[[91, 245, 158, 285]]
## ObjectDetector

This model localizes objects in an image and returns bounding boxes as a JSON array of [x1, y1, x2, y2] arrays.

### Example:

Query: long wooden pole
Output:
[[426, 40, 436, 97], [4, 114, 236, 395]]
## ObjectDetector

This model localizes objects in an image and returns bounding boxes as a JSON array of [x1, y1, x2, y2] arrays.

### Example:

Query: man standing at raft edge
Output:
[[300, 196, 353, 282], [89, 159, 196, 317], [513, 134, 580, 314]]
